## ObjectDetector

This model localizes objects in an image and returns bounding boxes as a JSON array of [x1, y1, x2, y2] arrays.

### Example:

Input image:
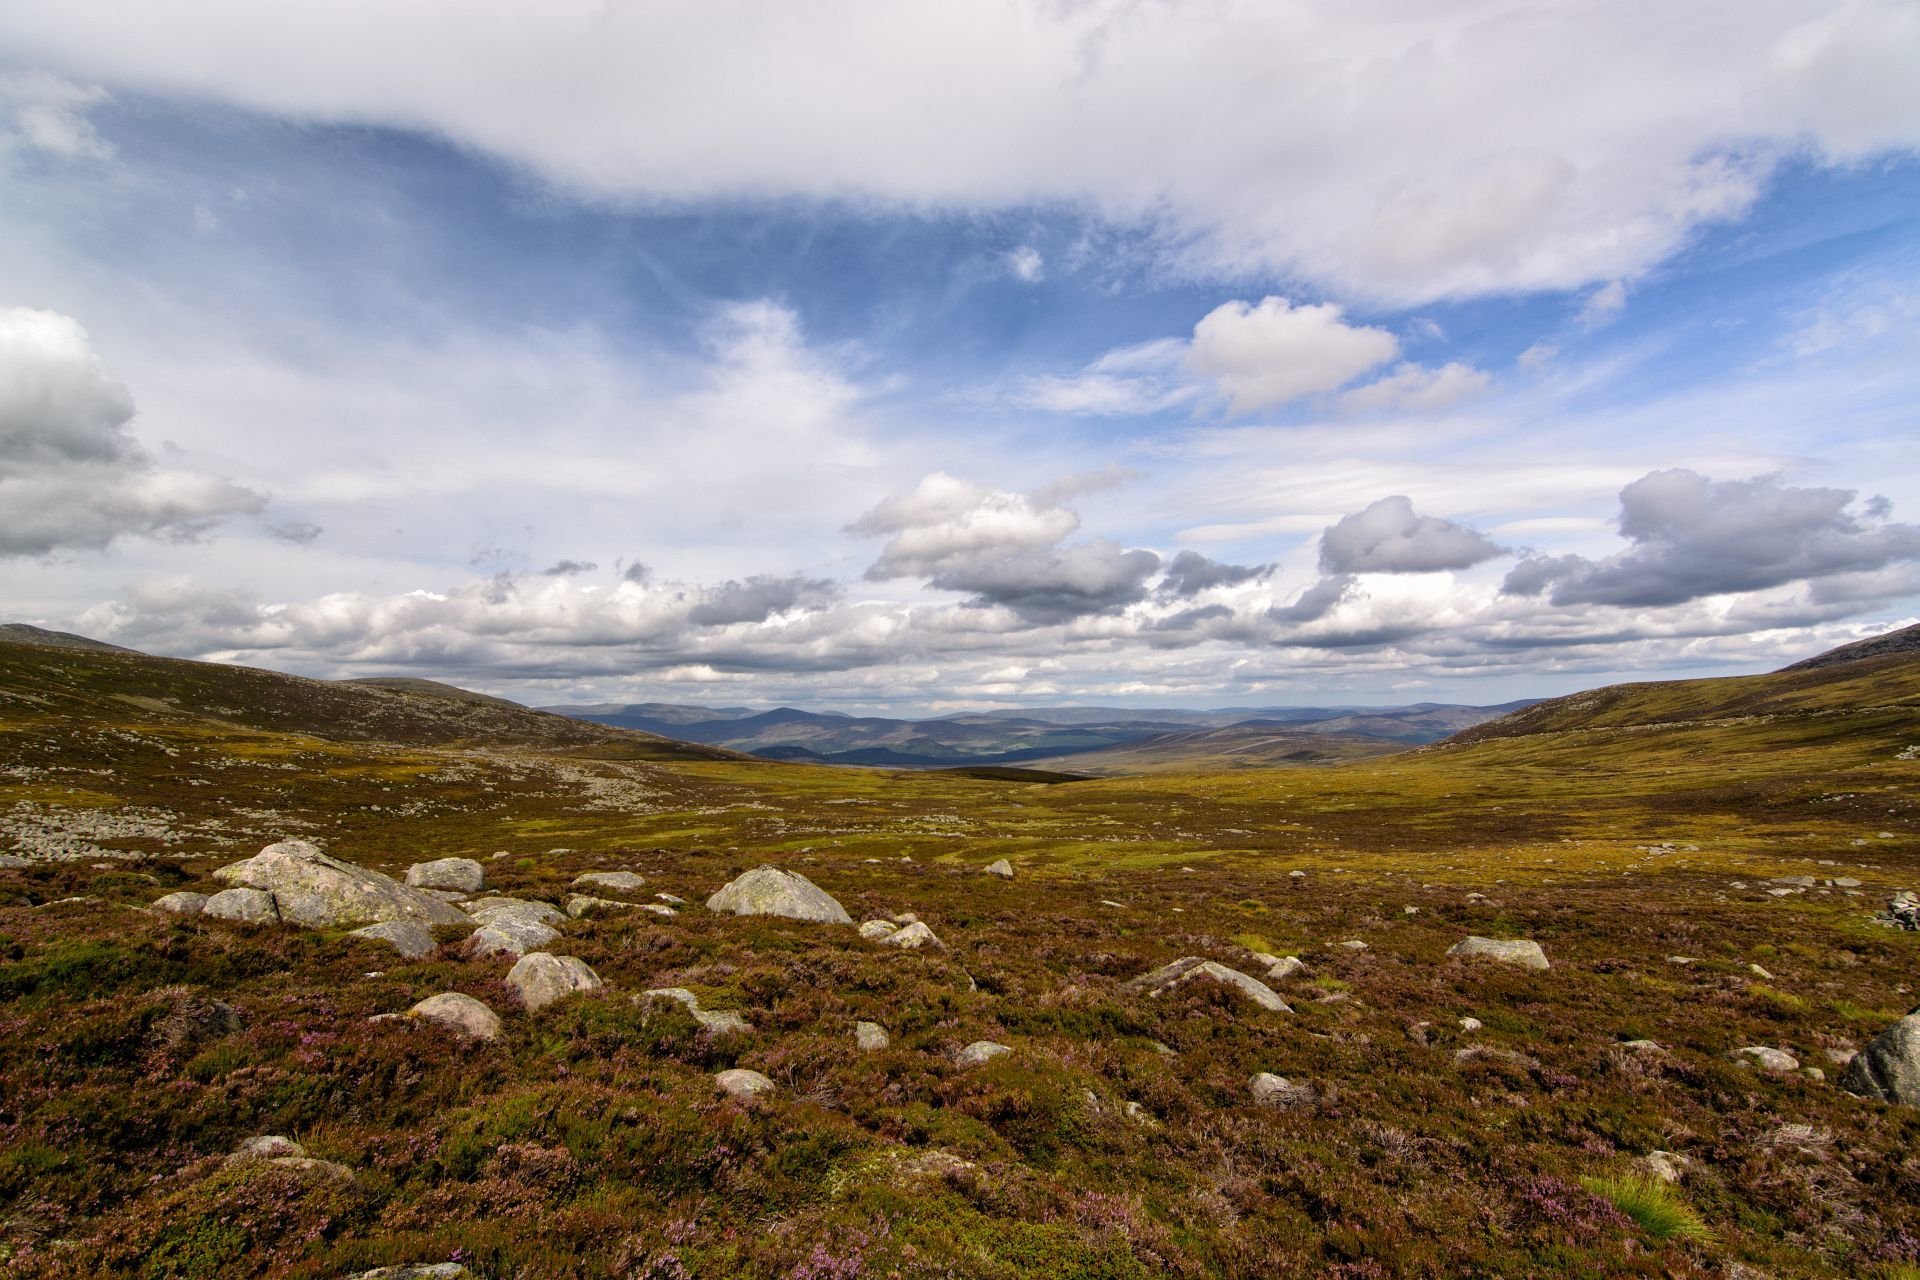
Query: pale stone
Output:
[[506, 952, 603, 1012], [350, 920, 436, 960], [956, 1040, 1011, 1067], [227, 1135, 304, 1164], [706, 865, 851, 924], [572, 870, 647, 895], [466, 918, 560, 959], [1642, 1150, 1690, 1183], [153, 891, 209, 916], [878, 921, 945, 950], [1447, 936, 1550, 970], [858, 919, 899, 940], [1264, 955, 1307, 980], [1249, 1072, 1315, 1109], [404, 857, 484, 893], [1729, 1045, 1799, 1072], [466, 897, 567, 929], [984, 859, 1014, 879], [1130, 957, 1291, 1012], [213, 840, 469, 930], [715, 1067, 775, 1099], [855, 1021, 889, 1051], [564, 894, 635, 919], [342, 1266, 474, 1280], [408, 992, 501, 1041], [202, 887, 279, 924], [642, 987, 751, 1034]]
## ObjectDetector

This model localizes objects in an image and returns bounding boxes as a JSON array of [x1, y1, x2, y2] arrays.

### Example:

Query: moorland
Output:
[[0, 623, 1917, 1279]]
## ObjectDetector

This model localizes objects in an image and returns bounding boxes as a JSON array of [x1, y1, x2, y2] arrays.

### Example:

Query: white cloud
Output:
[[1337, 361, 1491, 414], [1006, 245, 1043, 282], [6, 3, 1917, 302], [1188, 297, 1400, 414], [1578, 280, 1629, 330], [0, 71, 113, 160], [1319, 495, 1506, 575], [0, 306, 262, 556]]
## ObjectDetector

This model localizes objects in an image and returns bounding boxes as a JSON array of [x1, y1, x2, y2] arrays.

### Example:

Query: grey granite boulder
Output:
[[984, 859, 1014, 879], [507, 953, 603, 1012], [466, 897, 567, 929], [1839, 1011, 1920, 1105], [153, 891, 210, 916], [573, 870, 647, 895], [564, 894, 635, 918], [715, 1067, 775, 1099], [1249, 1072, 1315, 1109], [350, 920, 437, 960], [1447, 936, 1550, 971], [202, 887, 279, 924], [407, 992, 501, 1041], [878, 921, 945, 950], [1129, 957, 1291, 1012], [706, 865, 851, 924], [956, 1040, 1011, 1067], [1729, 1045, 1799, 1072], [858, 919, 899, 940], [855, 1021, 889, 1051], [466, 918, 561, 959], [212, 840, 469, 930], [404, 857, 484, 893]]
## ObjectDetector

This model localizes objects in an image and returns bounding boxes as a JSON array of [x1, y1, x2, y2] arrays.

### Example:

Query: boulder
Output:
[[1886, 890, 1919, 931], [855, 1021, 889, 1051], [1249, 1072, 1315, 1109], [564, 894, 635, 919], [1839, 1011, 1920, 1106], [1729, 1045, 1799, 1073], [350, 920, 437, 960], [227, 1135, 304, 1164], [1642, 1150, 1691, 1183], [573, 870, 647, 895], [956, 1040, 1011, 1067], [643, 987, 751, 1034], [153, 891, 209, 916], [466, 918, 561, 959], [1129, 957, 1291, 1012], [1264, 955, 1307, 980], [342, 1266, 474, 1280], [1447, 936, 1550, 971], [213, 840, 469, 930], [506, 953, 603, 1012], [706, 865, 851, 924], [984, 859, 1014, 879], [407, 992, 501, 1041], [878, 921, 945, 950], [858, 919, 899, 940], [466, 897, 567, 929], [715, 1068, 775, 1099], [202, 887, 279, 924], [404, 857, 484, 894]]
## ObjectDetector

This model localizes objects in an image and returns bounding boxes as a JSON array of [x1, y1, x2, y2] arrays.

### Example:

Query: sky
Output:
[[2, 1, 1919, 714]]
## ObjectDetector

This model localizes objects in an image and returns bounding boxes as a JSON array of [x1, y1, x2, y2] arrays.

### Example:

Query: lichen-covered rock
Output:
[[564, 894, 635, 919], [706, 865, 851, 924], [466, 918, 561, 958], [227, 1135, 304, 1164], [342, 1266, 474, 1280], [507, 952, 603, 1011], [878, 921, 945, 950], [1729, 1045, 1799, 1072], [1262, 955, 1307, 980], [984, 859, 1014, 879], [466, 897, 567, 929], [407, 992, 501, 1041], [956, 1040, 1011, 1067], [212, 840, 470, 930], [404, 857, 484, 893], [715, 1067, 775, 1099], [350, 920, 437, 960], [858, 919, 899, 940], [1839, 1012, 1920, 1105], [1249, 1072, 1315, 1109], [1129, 957, 1291, 1012], [1447, 936, 1550, 971], [153, 891, 209, 916], [573, 870, 647, 895], [202, 887, 279, 924], [643, 987, 752, 1034], [855, 1021, 889, 1051]]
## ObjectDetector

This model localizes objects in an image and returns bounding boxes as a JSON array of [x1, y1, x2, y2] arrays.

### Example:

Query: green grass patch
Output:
[[1580, 1174, 1713, 1243]]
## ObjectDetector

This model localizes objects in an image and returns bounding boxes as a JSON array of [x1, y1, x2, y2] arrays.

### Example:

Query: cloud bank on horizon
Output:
[[1, 1, 1918, 709]]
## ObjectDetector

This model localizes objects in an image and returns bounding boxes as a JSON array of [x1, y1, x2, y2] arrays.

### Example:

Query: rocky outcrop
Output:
[[706, 865, 851, 924], [212, 840, 470, 930], [1249, 1072, 1315, 1109], [507, 953, 603, 1011], [1839, 1011, 1920, 1105], [1129, 957, 1291, 1012], [1447, 936, 1550, 971]]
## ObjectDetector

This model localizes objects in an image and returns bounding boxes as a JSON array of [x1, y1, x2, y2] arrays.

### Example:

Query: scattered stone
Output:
[[638, 903, 674, 916], [657, 892, 687, 905], [1831, 877, 1862, 888], [855, 1021, 889, 1051], [892, 912, 920, 925], [956, 1040, 1011, 1067], [1823, 1046, 1857, 1067], [1099, 899, 1126, 909], [643, 987, 751, 1034], [573, 870, 647, 895], [1464, 891, 1489, 904], [1773, 875, 1817, 887], [506, 953, 603, 1012], [213, 840, 470, 930], [1402, 905, 1420, 915], [1460, 1016, 1483, 1032], [564, 894, 634, 919], [152, 890, 209, 916], [984, 859, 1014, 879], [1339, 940, 1370, 952], [1264, 955, 1307, 980], [879, 921, 945, 950], [1729, 1045, 1800, 1073], [1839, 1011, 1920, 1106], [706, 865, 852, 924], [202, 887, 279, 924], [466, 918, 561, 959], [341, 1266, 474, 1280], [1619, 1039, 1664, 1053], [858, 919, 900, 940], [1767, 887, 1797, 897], [404, 857, 484, 894], [1249, 1072, 1315, 1109], [350, 920, 436, 960], [0, 854, 33, 869], [1805, 1066, 1826, 1082], [714, 1067, 775, 1099], [1883, 891, 1919, 931], [1642, 1150, 1690, 1183], [406, 993, 501, 1041], [1447, 936, 1550, 971], [1667, 955, 1698, 965], [1288, 870, 1307, 879], [1129, 957, 1291, 1012], [1747, 963, 1775, 980], [1123, 1100, 1160, 1128], [227, 1135, 304, 1164], [466, 897, 568, 929]]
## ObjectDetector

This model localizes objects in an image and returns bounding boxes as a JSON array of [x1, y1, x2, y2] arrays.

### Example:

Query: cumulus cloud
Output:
[[1267, 575, 1355, 624], [6, 3, 1916, 301], [1319, 496, 1506, 575], [1188, 297, 1400, 414], [687, 574, 841, 626], [0, 306, 263, 556], [1157, 550, 1270, 599], [1501, 469, 1920, 607], [1337, 361, 1491, 414]]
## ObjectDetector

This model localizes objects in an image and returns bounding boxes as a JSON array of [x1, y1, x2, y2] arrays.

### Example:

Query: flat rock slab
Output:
[[573, 870, 647, 895], [213, 840, 470, 930], [466, 897, 568, 929], [350, 920, 437, 960], [1129, 957, 1291, 1012], [404, 857, 484, 893], [1448, 936, 1550, 970], [507, 952, 603, 1011], [407, 992, 501, 1041], [467, 918, 562, 959], [706, 865, 851, 924], [203, 887, 279, 924], [715, 1068, 775, 1099], [1839, 1012, 1920, 1105]]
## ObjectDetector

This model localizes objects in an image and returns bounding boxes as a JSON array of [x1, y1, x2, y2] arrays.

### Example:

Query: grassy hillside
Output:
[[1, 632, 1917, 1278]]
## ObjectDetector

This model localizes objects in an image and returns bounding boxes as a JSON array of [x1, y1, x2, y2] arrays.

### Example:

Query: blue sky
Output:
[[2, 2, 1918, 712]]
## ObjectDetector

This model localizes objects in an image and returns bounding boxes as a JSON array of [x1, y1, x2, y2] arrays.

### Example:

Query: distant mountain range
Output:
[[537, 698, 1541, 770]]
